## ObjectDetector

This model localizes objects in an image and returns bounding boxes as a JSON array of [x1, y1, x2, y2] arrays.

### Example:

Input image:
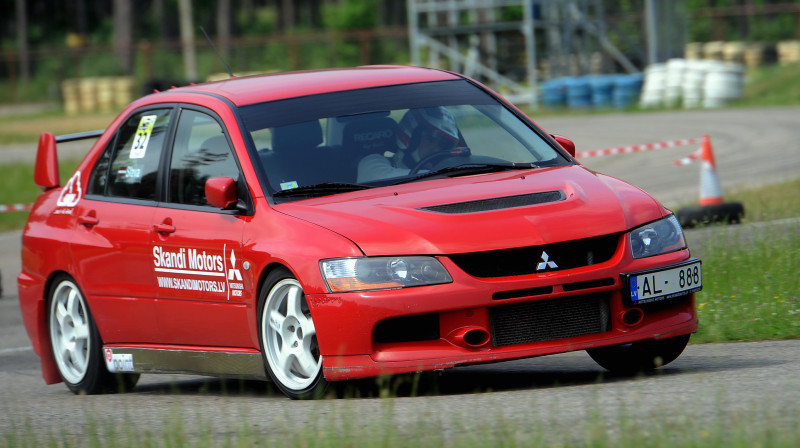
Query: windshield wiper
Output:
[[273, 182, 372, 198], [393, 162, 537, 185]]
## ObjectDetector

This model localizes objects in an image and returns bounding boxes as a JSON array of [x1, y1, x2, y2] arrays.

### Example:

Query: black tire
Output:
[[587, 334, 691, 374], [257, 268, 328, 399], [676, 202, 744, 228], [47, 274, 139, 394]]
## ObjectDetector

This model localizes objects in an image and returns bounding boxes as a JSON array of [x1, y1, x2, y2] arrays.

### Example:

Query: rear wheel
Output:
[[48, 275, 139, 394], [258, 269, 327, 399], [587, 334, 690, 374]]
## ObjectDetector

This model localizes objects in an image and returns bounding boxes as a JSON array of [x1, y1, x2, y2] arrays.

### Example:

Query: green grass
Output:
[[691, 226, 800, 343], [0, 160, 81, 231], [2, 391, 799, 447], [681, 179, 800, 342], [736, 62, 800, 107], [0, 110, 116, 145], [725, 177, 800, 223]]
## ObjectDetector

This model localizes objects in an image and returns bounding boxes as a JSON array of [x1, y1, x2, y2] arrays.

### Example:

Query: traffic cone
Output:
[[676, 134, 744, 227], [698, 134, 724, 205]]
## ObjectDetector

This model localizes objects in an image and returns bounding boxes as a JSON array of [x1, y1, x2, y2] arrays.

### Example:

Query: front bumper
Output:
[[309, 249, 699, 381]]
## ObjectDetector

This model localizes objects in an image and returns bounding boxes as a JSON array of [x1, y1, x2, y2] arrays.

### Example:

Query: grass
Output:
[[724, 177, 800, 222], [736, 62, 800, 107], [0, 110, 116, 145], [682, 179, 800, 342], [2, 388, 799, 447], [0, 160, 81, 231], [691, 224, 800, 343]]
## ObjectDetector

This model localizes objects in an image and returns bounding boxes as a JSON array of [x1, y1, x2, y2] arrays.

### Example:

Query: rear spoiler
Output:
[[35, 130, 104, 191]]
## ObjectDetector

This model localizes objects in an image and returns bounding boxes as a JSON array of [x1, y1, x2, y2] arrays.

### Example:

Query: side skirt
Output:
[[102, 346, 268, 380]]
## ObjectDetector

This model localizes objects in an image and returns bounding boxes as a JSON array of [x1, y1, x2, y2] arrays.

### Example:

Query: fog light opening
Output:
[[448, 327, 491, 348], [463, 329, 490, 347], [622, 308, 644, 326]]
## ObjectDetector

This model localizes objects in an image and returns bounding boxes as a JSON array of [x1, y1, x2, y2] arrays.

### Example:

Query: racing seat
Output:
[[267, 120, 324, 188], [340, 117, 398, 182]]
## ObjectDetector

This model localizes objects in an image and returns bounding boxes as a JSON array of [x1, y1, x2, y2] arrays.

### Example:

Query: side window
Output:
[[167, 109, 240, 207], [87, 140, 113, 196], [107, 108, 173, 200]]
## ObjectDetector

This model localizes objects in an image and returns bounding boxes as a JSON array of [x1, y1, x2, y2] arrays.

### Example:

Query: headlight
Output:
[[629, 215, 687, 259], [320, 256, 453, 292]]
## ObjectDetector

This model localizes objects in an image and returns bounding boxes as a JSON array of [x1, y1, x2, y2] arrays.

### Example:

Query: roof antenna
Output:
[[200, 26, 234, 78]]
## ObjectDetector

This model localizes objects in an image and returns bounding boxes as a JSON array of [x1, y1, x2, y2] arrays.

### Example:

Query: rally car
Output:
[[19, 66, 700, 399]]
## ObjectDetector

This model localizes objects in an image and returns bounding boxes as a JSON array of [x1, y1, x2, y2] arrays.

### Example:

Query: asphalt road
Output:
[[1, 107, 799, 444]]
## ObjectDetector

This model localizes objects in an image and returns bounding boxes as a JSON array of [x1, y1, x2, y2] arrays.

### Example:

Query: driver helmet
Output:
[[396, 106, 460, 151]]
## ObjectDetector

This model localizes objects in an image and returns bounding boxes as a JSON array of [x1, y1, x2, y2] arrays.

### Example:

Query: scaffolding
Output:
[[408, 0, 685, 106]]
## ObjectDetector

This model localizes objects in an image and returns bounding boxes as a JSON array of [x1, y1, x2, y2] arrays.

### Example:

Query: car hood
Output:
[[273, 165, 667, 256]]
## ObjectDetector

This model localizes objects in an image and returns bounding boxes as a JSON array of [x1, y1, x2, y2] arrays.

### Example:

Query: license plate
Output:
[[625, 259, 702, 305]]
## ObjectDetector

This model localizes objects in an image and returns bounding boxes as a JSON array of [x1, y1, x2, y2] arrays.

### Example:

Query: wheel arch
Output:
[[255, 262, 299, 298], [38, 269, 76, 385]]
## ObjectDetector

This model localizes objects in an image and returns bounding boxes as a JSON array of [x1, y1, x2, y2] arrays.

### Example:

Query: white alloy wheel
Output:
[[49, 279, 92, 385], [260, 277, 324, 396]]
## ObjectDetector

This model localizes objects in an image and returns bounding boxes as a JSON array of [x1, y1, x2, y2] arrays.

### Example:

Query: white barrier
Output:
[[640, 59, 745, 109]]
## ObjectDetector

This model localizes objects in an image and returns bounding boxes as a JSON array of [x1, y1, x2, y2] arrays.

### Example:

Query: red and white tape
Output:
[[673, 148, 702, 166], [576, 137, 700, 159], [0, 203, 33, 213]]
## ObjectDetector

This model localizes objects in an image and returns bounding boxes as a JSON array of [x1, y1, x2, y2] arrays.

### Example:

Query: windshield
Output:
[[238, 80, 571, 201]]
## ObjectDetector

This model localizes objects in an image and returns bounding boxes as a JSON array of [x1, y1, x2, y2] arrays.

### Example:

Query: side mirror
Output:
[[35, 132, 60, 190], [550, 134, 576, 158], [205, 176, 238, 210]]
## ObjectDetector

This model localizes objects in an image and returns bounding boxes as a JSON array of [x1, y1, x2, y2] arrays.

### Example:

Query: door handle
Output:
[[77, 214, 99, 227], [153, 223, 176, 234]]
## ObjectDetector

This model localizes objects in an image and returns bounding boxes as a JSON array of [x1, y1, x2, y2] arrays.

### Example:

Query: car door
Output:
[[70, 107, 174, 344], [151, 107, 253, 348]]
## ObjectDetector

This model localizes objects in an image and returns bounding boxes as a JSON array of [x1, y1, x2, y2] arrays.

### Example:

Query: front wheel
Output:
[[48, 275, 139, 394], [258, 269, 328, 399], [587, 334, 690, 374]]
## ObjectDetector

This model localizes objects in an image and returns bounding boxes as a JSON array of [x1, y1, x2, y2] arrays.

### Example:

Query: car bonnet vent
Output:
[[419, 190, 565, 214]]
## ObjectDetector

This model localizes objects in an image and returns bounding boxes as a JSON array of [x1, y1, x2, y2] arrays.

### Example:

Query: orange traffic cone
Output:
[[676, 134, 744, 227], [698, 134, 724, 205]]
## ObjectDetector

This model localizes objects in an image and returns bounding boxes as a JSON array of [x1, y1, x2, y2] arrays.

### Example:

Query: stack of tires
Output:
[[639, 58, 745, 109], [539, 74, 643, 110]]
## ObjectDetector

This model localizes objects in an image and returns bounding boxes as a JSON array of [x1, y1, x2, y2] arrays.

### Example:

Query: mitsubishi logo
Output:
[[536, 251, 558, 271]]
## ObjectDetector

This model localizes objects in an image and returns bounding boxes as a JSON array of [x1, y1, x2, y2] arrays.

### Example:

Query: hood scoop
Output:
[[418, 190, 565, 214]]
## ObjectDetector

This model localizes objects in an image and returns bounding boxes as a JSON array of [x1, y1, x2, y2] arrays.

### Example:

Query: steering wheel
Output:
[[410, 147, 470, 174]]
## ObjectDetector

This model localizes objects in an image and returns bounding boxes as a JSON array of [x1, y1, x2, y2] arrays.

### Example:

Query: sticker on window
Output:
[[130, 114, 158, 159], [280, 181, 298, 190], [117, 166, 142, 181]]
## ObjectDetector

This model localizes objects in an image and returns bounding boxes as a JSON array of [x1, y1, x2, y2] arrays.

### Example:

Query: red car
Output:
[[19, 66, 700, 399]]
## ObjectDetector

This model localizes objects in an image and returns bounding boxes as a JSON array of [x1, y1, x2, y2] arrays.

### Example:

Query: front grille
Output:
[[490, 293, 611, 346], [450, 234, 620, 278]]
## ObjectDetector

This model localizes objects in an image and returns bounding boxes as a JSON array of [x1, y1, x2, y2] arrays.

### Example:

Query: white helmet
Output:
[[396, 106, 460, 150]]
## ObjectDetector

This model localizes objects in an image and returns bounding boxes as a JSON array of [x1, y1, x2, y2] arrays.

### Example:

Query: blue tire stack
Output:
[[612, 73, 644, 109], [539, 73, 644, 110]]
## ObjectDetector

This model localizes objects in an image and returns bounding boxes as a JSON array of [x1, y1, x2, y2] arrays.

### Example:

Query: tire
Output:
[[258, 269, 328, 399], [676, 202, 744, 228], [48, 275, 139, 394], [587, 334, 691, 374]]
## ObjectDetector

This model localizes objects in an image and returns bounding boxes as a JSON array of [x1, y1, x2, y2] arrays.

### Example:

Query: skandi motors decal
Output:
[[153, 245, 244, 299]]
